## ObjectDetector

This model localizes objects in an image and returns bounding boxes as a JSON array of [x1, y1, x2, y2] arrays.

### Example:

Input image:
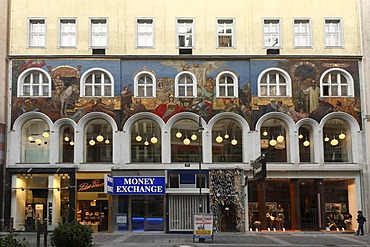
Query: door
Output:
[[300, 180, 319, 230], [221, 204, 237, 232], [131, 195, 163, 231]]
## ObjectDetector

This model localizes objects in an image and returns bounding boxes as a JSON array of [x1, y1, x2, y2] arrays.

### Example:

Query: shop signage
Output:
[[104, 174, 114, 194], [77, 179, 105, 192], [193, 214, 214, 240], [48, 202, 52, 225], [109, 176, 166, 195], [252, 157, 266, 181]]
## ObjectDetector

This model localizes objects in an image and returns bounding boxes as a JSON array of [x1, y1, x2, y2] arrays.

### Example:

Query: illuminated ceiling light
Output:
[[136, 134, 142, 142], [105, 136, 110, 144], [262, 131, 268, 136], [224, 132, 230, 139], [70, 141, 75, 146], [277, 135, 284, 143], [96, 134, 104, 142], [324, 135, 330, 142], [298, 133, 303, 139], [191, 133, 197, 141], [183, 136, 191, 145], [64, 136, 70, 142], [231, 137, 238, 146], [216, 134, 223, 143], [35, 138, 42, 145], [28, 136, 33, 141], [269, 138, 277, 146], [339, 132, 346, 140], [330, 138, 339, 146], [144, 139, 149, 146], [151, 135, 158, 144], [176, 130, 182, 139], [303, 139, 310, 147], [42, 131, 49, 138], [89, 136, 96, 146]]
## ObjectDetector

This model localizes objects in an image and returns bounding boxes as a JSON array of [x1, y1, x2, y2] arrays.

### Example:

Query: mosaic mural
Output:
[[11, 59, 361, 129]]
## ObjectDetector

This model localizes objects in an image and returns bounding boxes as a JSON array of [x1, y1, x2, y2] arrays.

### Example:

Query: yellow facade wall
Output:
[[9, 0, 360, 56]]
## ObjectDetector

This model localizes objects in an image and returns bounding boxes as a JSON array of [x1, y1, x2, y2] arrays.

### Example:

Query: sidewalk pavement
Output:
[[5, 231, 370, 247]]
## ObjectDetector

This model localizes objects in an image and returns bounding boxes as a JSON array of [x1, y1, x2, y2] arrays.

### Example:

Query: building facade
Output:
[[4, 0, 367, 233]]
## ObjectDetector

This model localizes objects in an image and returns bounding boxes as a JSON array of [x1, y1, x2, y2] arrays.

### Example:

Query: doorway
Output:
[[221, 204, 237, 232], [300, 180, 319, 230], [131, 195, 164, 231]]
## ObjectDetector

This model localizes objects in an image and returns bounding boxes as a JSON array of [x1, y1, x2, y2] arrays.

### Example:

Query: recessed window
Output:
[[85, 119, 112, 163], [137, 19, 154, 47], [80, 68, 113, 97], [320, 69, 353, 97], [134, 71, 156, 97], [325, 19, 343, 47], [59, 18, 77, 48], [90, 18, 108, 48], [175, 72, 197, 97], [177, 19, 194, 48], [323, 118, 351, 162], [217, 19, 234, 48], [216, 71, 238, 97], [258, 68, 291, 97], [294, 19, 311, 48], [263, 19, 281, 48], [28, 19, 46, 48], [17, 68, 51, 97]]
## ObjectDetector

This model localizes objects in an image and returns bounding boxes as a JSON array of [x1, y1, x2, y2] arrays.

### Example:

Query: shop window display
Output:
[[76, 200, 108, 232]]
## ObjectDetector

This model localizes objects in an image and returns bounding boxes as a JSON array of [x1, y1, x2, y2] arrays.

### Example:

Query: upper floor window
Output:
[[216, 71, 238, 97], [217, 19, 234, 48], [59, 18, 77, 48], [136, 18, 154, 48], [134, 71, 156, 97], [320, 68, 353, 97], [17, 68, 51, 97], [85, 119, 112, 163], [325, 19, 343, 47], [263, 19, 281, 48], [60, 125, 74, 163], [90, 18, 108, 48], [177, 19, 194, 48], [175, 72, 197, 97], [294, 19, 311, 48], [258, 68, 291, 97], [81, 68, 113, 97], [28, 19, 46, 48]]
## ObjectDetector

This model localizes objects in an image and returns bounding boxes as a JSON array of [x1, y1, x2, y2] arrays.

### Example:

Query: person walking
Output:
[[356, 210, 366, 235]]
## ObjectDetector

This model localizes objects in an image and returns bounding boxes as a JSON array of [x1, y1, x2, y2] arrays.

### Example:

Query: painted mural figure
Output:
[[198, 77, 216, 102], [303, 80, 320, 113], [308, 98, 334, 122]]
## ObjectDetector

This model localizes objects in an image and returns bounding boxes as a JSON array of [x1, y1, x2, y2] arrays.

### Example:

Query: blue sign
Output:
[[104, 174, 114, 194], [111, 176, 166, 195]]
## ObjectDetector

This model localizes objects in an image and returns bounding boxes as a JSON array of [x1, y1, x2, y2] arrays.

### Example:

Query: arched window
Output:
[[260, 118, 288, 162], [60, 125, 74, 163], [80, 68, 114, 97], [171, 119, 200, 162], [134, 71, 156, 97], [84, 119, 112, 162], [298, 125, 313, 163], [258, 68, 291, 97], [175, 72, 197, 98], [21, 119, 50, 163], [323, 118, 351, 163], [130, 119, 161, 162], [17, 68, 51, 97], [212, 119, 242, 162], [320, 68, 354, 97], [216, 71, 238, 97]]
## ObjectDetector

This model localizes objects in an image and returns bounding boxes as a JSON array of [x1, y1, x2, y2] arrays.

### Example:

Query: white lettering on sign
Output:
[[116, 185, 163, 193], [123, 177, 155, 185]]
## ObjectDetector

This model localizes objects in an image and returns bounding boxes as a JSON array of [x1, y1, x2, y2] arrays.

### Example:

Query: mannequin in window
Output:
[[25, 205, 34, 220]]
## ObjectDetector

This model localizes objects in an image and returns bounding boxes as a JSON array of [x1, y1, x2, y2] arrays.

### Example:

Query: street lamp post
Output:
[[198, 115, 204, 213]]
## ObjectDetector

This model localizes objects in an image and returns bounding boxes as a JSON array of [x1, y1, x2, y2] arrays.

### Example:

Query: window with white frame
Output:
[[263, 19, 281, 48], [17, 68, 51, 97], [59, 18, 77, 47], [320, 68, 353, 97], [177, 19, 194, 48], [258, 68, 291, 97], [325, 19, 343, 47], [175, 72, 196, 97], [81, 69, 113, 97], [137, 19, 154, 47], [90, 18, 108, 48], [216, 71, 238, 97], [28, 19, 46, 47], [217, 19, 234, 48], [294, 19, 311, 47], [134, 71, 156, 97]]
